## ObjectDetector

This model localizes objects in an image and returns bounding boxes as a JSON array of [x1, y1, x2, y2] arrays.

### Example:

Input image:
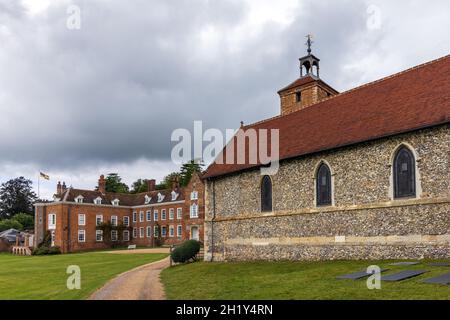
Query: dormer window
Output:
[[171, 191, 179, 201], [144, 195, 151, 204], [111, 199, 120, 206], [74, 195, 84, 203], [157, 193, 165, 203], [93, 197, 102, 205], [295, 91, 302, 103], [190, 191, 198, 200]]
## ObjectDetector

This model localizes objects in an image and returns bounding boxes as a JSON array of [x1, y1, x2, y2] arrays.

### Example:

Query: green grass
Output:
[[0, 252, 167, 300], [161, 259, 450, 300]]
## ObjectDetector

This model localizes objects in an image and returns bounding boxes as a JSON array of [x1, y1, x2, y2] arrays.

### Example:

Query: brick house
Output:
[[34, 172, 204, 253], [203, 51, 450, 262]]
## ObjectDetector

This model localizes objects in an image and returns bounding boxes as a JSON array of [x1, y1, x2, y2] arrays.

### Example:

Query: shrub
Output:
[[171, 240, 201, 263], [32, 231, 61, 255], [32, 246, 61, 255]]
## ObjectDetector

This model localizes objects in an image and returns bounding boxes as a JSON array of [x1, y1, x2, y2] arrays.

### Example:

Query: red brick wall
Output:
[[35, 174, 206, 253], [182, 173, 205, 243]]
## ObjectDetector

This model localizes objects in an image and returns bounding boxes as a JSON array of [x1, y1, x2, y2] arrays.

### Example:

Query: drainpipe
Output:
[[67, 206, 71, 253]]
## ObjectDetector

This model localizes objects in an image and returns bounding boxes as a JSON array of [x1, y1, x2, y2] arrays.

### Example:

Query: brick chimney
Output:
[[56, 181, 62, 195], [147, 179, 156, 192], [62, 182, 67, 194], [98, 175, 106, 194]]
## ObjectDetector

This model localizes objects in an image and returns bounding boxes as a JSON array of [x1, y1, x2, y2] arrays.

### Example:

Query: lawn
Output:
[[0, 252, 167, 300], [161, 259, 450, 300]]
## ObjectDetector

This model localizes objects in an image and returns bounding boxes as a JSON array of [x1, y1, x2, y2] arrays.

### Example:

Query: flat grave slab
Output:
[[389, 262, 420, 266], [336, 268, 388, 280], [380, 270, 427, 281], [423, 273, 450, 285], [428, 262, 450, 267]]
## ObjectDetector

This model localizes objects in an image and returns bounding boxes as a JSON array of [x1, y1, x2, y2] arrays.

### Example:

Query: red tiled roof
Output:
[[204, 54, 450, 179]]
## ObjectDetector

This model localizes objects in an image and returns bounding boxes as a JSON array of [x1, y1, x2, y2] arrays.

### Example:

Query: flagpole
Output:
[[38, 172, 40, 199]]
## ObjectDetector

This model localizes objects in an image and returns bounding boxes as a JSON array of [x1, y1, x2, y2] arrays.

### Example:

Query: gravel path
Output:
[[89, 256, 170, 300]]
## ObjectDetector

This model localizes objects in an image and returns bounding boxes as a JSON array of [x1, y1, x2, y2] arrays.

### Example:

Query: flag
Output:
[[40, 172, 50, 180]]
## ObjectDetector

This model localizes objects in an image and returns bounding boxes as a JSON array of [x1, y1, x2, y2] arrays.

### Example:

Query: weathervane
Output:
[[305, 34, 313, 55]]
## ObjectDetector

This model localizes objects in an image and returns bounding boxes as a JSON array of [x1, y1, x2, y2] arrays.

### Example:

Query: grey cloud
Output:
[[0, 0, 449, 174]]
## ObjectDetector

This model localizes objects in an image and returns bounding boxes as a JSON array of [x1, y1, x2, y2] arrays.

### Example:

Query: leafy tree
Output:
[[0, 177, 37, 219], [179, 160, 204, 187], [0, 219, 23, 232], [103, 173, 129, 193], [130, 179, 148, 194], [12, 213, 34, 230]]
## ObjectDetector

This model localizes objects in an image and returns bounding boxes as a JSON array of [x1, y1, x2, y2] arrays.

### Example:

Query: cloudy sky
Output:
[[0, 0, 449, 199]]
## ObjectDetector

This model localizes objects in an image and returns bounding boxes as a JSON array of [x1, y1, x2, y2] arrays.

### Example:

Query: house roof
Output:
[[60, 187, 185, 207], [0, 229, 21, 243], [204, 54, 450, 179]]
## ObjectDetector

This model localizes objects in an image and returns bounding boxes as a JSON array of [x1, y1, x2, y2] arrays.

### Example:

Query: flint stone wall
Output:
[[204, 124, 450, 261]]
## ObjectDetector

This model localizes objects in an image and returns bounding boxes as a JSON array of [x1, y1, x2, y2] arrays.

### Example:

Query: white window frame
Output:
[[132, 212, 137, 223], [153, 225, 158, 238], [161, 226, 167, 237], [177, 225, 182, 237], [123, 216, 129, 227], [111, 215, 118, 226], [48, 213, 56, 229], [139, 227, 144, 238], [146, 226, 151, 238], [144, 194, 151, 204], [146, 210, 151, 221], [133, 227, 137, 238], [161, 209, 166, 220], [75, 195, 84, 203], [94, 197, 102, 205], [96, 230, 103, 242], [169, 225, 174, 237], [123, 230, 130, 241], [157, 192, 165, 202], [96, 215, 103, 226], [111, 230, 118, 242], [153, 210, 158, 221], [169, 208, 174, 220], [191, 191, 198, 200], [139, 211, 144, 222], [78, 214, 86, 226], [111, 199, 120, 206], [171, 191, 178, 201], [177, 208, 182, 220], [190, 204, 199, 218], [78, 230, 85, 242]]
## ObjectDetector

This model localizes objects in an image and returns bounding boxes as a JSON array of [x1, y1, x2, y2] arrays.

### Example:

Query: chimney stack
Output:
[[57, 181, 62, 195], [62, 182, 67, 194], [98, 175, 106, 194], [147, 179, 156, 192]]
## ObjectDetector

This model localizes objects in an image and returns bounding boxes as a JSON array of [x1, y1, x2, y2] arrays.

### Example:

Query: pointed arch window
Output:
[[261, 175, 272, 212], [316, 163, 332, 206], [393, 146, 416, 198]]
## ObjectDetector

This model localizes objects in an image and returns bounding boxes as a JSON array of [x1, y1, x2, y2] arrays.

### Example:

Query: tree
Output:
[[12, 213, 34, 230], [0, 219, 23, 232], [179, 160, 204, 187], [103, 173, 129, 193], [0, 177, 37, 219], [130, 179, 148, 194]]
